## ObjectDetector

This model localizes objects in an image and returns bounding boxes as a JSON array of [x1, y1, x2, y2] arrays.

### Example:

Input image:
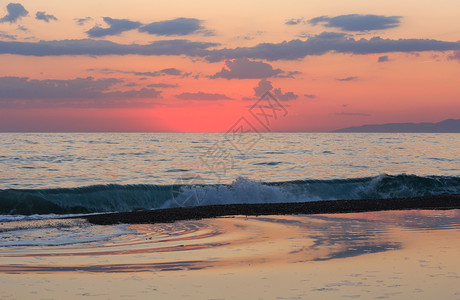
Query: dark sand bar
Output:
[[84, 194, 460, 225]]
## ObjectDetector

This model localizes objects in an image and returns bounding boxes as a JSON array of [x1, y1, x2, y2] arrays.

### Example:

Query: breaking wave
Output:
[[1, 174, 459, 217]]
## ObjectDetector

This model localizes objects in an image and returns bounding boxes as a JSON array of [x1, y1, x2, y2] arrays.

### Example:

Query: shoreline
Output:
[[82, 194, 460, 225]]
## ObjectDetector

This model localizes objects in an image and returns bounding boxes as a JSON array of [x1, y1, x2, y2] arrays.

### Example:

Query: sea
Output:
[[1, 132, 460, 299], [0, 132, 459, 219]]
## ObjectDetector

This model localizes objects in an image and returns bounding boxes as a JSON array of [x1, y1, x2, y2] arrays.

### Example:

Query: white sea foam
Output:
[[0, 221, 133, 247]]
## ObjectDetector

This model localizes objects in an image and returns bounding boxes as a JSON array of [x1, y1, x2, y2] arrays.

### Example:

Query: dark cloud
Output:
[[0, 3, 28, 23], [75, 17, 93, 26], [336, 76, 358, 81], [86, 17, 142, 38], [35, 11, 57, 23], [273, 88, 298, 101], [304, 94, 317, 99], [139, 17, 204, 36], [334, 112, 371, 116], [309, 14, 401, 32], [1, 33, 460, 61], [254, 79, 273, 97], [378, 55, 389, 62], [285, 18, 304, 25], [211, 58, 283, 79], [0, 76, 161, 108], [176, 91, 232, 100], [204, 32, 460, 62], [0, 39, 218, 56], [253, 79, 298, 101]]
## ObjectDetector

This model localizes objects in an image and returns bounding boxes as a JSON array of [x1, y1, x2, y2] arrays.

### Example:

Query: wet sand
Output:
[[1, 209, 459, 299], [83, 194, 460, 225]]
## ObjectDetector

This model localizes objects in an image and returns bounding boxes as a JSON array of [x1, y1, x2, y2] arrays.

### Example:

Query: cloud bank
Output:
[[0, 76, 161, 108], [204, 32, 460, 61], [0, 39, 218, 56], [1, 33, 459, 62]]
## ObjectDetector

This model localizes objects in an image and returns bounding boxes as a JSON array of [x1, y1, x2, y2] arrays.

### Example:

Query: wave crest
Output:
[[1, 174, 459, 216]]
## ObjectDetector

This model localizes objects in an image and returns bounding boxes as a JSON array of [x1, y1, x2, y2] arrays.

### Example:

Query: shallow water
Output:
[[1, 209, 459, 299]]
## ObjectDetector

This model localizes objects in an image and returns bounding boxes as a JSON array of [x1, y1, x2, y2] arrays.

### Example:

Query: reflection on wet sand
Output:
[[0, 209, 459, 299]]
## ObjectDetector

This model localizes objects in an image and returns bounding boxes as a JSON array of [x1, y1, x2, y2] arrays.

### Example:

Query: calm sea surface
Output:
[[1, 133, 459, 189]]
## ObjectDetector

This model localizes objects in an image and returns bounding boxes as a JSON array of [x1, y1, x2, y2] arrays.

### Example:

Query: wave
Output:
[[1, 174, 459, 216]]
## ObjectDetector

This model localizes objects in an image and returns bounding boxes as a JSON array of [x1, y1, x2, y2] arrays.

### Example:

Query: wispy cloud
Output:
[[88, 67, 186, 77], [334, 112, 371, 116], [448, 50, 460, 62], [0, 31, 17, 40], [176, 91, 232, 100], [147, 83, 178, 88], [16, 25, 28, 32], [75, 17, 93, 26], [35, 11, 57, 23], [335, 76, 358, 81], [285, 18, 304, 25], [378, 55, 389, 62]]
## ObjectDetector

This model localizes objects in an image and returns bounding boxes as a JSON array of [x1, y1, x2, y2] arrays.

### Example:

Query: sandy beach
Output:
[[1, 207, 459, 299]]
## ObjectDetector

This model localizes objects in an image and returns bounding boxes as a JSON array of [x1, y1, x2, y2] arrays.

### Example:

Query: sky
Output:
[[0, 0, 459, 132]]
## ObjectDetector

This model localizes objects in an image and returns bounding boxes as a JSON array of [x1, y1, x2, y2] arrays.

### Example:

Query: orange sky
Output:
[[0, 0, 459, 131]]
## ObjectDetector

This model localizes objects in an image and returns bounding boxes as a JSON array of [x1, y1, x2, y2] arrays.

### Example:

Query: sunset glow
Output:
[[0, 0, 459, 132]]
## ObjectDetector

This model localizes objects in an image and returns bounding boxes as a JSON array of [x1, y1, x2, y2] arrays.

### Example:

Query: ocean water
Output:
[[1, 133, 460, 299], [0, 133, 459, 218]]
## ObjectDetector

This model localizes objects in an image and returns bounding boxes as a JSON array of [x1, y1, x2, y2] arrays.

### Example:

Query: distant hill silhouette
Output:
[[333, 119, 460, 133]]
